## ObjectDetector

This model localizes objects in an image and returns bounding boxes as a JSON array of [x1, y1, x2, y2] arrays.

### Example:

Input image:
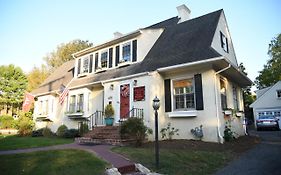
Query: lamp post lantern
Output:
[[153, 96, 160, 168]]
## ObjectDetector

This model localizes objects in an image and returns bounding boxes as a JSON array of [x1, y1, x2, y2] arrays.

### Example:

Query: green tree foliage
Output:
[[238, 63, 255, 119], [0, 65, 28, 107], [255, 33, 281, 89], [27, 65, 49, 92], [44, 39, 93, 71]]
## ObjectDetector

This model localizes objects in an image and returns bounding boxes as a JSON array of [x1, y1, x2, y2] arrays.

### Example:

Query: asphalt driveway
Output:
[[215, 130, 281, 175]]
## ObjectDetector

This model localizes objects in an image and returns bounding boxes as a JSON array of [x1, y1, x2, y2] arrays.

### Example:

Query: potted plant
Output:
[[104, 104, 115, 126]]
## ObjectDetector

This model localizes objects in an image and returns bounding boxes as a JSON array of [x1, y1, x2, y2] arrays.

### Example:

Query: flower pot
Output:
[[223, 110, 232, 115], [105, 117, 114, 126]]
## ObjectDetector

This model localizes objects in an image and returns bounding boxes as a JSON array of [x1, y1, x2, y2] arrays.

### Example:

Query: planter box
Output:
[[223, 110, 232, 115], [236, 112, 243, 117]]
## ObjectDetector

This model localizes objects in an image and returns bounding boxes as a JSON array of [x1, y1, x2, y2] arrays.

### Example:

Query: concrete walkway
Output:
[[0, 143, 134, 169]]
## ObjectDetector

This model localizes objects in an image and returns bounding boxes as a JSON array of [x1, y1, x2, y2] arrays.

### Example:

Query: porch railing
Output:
[[119, 108, 144, 123], [78, 111, 104, 132]]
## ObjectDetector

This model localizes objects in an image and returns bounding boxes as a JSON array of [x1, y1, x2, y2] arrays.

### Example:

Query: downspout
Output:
[[214, 64, 231, 143]]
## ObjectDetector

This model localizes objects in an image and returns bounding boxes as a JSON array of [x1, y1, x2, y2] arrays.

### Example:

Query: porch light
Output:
[[152, 96, 160, 110], [133, 79, 137, 86], [110, 84, 114, 90], [152, 96, 160, 168]]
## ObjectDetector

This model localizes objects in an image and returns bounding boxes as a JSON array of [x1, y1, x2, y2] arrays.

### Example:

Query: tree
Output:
[[44, 39, 93, 71], [255, 33, 281, 89], [0, 64, 28, 114], [27, 65, 49, 92]]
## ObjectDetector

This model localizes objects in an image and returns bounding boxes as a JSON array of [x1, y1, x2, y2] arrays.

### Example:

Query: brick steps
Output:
[[76, 126, 135, 146]]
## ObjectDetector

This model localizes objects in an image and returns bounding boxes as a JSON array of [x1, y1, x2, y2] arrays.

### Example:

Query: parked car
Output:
[[256, 115, 280, 131]]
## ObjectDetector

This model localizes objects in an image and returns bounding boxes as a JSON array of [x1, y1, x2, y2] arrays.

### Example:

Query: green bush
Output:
[[42, 127, 53, 137], [0, 115, 15, 129], [32, 128, 44, 137], [56, 125, 68, 137], [16, 116, 34, 136], [223, 126, 235, 142], [104, 104, 114, 118], [120, 117, 152, 146], [65, 129, 79, 138]]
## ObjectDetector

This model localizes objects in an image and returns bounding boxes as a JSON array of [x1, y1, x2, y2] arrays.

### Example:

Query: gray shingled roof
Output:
[[32, 60, 75, 96], [68, 9, 223, 89], [33, 9, 224, 95]]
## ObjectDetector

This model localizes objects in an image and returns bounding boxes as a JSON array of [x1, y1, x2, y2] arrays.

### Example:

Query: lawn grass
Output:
[[0, 135, 73, 150], [112, 147, 232, 175], [0, 149, 108, 175]]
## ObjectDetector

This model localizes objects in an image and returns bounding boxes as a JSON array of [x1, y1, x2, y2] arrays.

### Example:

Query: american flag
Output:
[[59, 85, 69, 105]]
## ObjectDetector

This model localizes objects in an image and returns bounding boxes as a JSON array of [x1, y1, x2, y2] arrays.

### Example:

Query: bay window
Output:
[[68, 94, 84, 113], [173, 79, 195, 110]]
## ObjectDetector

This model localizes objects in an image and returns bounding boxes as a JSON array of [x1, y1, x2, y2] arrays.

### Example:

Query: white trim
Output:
[[102, 72, 149, 84], [168, 110, 197, 117], [157, 56, 224, 72]]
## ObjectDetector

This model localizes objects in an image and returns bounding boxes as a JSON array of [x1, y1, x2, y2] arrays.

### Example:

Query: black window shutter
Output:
[[115, 45, 119, 66], [226, 37, 229, 53], [89, 54, 93, 73], [220, 31, 224, 49], [132, 40, 137, 62], [109, 48, 113, 68], [94, 53, 98, 71], [194, 74, 204, 110], [164, 79, 171, 112], [77, 58, 81, 75]]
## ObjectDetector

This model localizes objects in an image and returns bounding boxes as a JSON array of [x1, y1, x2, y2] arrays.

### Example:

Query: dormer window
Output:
[[220, 31, 228, 53], [122, 42, 131, 62], [77, 55, 93, 76], [82, 57, 89, 73], [101, 50, 108, 68], [277, 90, 281, 99]]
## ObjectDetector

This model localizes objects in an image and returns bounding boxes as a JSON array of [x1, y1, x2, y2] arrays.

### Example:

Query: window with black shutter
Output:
[[220, 31, 228, 53], [109, 48, 113, 68], [77, 58, 81, 75], [164, 79, 171, 112], [95, 53, 98, 71], [194, 74, 204, 110], [132, 39, 137, 62], [89, 54, 93, 73], [115, 45, 120, 66]]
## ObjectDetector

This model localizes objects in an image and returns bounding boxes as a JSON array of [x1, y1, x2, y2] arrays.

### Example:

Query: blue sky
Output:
[[0, 0, 280, 85]]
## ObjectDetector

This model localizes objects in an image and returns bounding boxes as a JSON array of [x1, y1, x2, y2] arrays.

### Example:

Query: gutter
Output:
[[101, 72, 150, 84], [214, 64, 231, 143], [157, 56, 224, 72]]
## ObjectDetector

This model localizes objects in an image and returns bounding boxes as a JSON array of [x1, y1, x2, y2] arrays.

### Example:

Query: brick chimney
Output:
[[177, 4, 191, 23]]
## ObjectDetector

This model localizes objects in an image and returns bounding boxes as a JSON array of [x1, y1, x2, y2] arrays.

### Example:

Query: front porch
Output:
[[74, 108, 144, 146]]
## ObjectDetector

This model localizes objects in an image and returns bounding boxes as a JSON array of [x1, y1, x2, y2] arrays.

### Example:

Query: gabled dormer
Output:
[[73, 28, 164, 78], [211, 10, 238, 67]]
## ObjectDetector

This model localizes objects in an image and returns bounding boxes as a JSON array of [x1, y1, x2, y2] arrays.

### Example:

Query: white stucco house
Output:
[[32, 5, 252, 143], [250, 81, 281, 127]]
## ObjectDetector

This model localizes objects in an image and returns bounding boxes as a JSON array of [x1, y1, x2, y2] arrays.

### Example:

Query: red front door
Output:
[[120, 84, 130, 119]]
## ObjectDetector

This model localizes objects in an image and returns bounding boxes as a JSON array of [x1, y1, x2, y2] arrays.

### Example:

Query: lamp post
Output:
[[153, 96, 160, 168]]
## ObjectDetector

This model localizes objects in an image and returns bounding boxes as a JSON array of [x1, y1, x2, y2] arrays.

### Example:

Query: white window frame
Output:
[[220, 78, 228, 110], [120, 41, 132, 63], [171, 78, 195, 111], [100, 49, 109, 69], [68, 93, 84, 113], [233, 85, 239, 110], [220, 31, 228, 53], [77, 55, 91, 76]]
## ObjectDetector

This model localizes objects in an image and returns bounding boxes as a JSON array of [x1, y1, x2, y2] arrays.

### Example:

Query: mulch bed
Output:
[[142, 135, 260, 155]]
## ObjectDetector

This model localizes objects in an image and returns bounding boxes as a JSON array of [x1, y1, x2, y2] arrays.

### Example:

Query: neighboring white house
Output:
[[250, 81, 281, 127], [32, 5, 252, 143]]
